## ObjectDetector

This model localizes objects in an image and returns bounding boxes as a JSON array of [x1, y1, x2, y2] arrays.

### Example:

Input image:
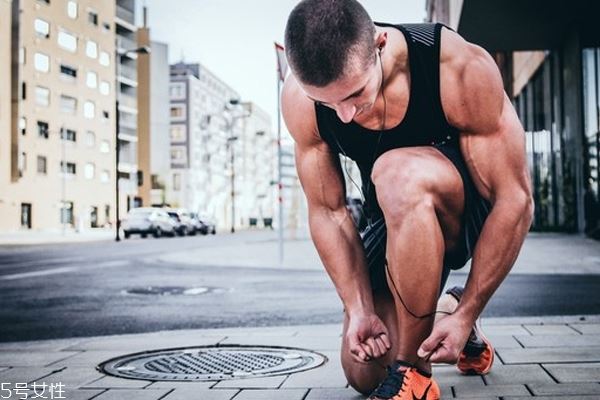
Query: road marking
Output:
[[0, 266, 79, 281], [0, 260, 129, 281]]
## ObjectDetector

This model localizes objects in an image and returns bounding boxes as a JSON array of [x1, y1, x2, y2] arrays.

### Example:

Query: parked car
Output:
[[122, 207, 176, 239], [190, 212, 207, 234], [164, 208, 196, 236], [191, 213, 216, 235]]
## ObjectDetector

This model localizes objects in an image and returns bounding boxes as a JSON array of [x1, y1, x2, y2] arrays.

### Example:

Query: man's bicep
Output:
[[295, 142, 346, 212]]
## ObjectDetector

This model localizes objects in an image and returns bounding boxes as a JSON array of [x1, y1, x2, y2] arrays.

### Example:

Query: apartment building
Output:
[[0, 0, 117, 231]]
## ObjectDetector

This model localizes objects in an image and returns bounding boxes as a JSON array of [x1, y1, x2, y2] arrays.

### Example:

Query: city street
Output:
[[1, 231, 599, 343]]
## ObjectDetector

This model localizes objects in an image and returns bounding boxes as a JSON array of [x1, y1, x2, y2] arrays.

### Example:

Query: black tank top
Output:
[[315, 22, 459, 219]]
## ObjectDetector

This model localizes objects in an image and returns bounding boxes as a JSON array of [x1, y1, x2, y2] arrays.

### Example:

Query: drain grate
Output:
[[98, 345, 327, 381]]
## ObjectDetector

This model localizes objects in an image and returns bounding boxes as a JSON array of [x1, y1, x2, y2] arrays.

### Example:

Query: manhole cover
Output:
[[98, 345, 327, 381], [122, 286, 227, 296]]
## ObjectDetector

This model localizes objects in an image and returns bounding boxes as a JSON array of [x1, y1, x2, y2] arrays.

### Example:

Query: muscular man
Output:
[[282, 1, 534, 399]]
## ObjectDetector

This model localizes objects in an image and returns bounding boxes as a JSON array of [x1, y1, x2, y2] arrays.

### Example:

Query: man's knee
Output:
[[341, 357, 381, 396], [371, 151, 436, 224]]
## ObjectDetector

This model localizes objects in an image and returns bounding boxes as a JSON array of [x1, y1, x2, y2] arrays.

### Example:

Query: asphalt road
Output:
[[1, 233, 599, 342]]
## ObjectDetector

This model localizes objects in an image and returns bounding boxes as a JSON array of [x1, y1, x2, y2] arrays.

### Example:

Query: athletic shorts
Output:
[[360, 143, 492, 293]]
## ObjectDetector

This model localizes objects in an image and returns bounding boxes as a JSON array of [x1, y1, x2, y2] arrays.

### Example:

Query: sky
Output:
[[142, 0, 427, 131]]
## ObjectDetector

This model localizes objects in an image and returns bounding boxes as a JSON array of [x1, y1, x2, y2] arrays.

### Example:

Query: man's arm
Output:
[[419, 31, 534, 361], [281, 76, 390, 362]]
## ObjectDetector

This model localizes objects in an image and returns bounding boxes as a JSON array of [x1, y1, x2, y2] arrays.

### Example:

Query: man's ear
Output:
[[374, 31, 388, 53]]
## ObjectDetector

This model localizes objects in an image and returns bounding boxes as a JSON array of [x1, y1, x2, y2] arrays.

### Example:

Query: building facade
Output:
[[427, 0, 600, 239], [0, 0, 117, 231]]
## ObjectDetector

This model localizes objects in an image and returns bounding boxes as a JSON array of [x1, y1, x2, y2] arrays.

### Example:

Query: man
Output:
[[282, 1, 534, 399]]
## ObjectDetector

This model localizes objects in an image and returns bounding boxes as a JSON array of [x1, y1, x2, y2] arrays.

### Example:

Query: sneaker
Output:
[[368, 360, 440, 400], [445, 286, 495, 375]]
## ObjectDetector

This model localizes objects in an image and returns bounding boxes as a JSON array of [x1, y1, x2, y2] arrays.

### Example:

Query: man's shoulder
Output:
[[281, 74, 321, 147]]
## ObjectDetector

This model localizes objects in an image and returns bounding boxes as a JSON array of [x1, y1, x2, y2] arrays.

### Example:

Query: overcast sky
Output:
[[142, 0, 427, 131]]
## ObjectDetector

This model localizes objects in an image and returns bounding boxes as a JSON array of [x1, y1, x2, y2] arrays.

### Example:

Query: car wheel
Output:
[[154, 227, 162, 238], [124, 232, 130, 239], [141, 233, 147, 238], [211, 228, 216, 235]]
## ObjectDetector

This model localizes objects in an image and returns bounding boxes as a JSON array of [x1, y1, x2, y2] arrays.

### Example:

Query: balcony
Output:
[[116, 36, 138, 53], [116, 5, 135, 26], [118, 64, 137, 81]]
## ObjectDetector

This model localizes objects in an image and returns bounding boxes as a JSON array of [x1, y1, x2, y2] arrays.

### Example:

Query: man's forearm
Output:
[[455, 198, 534, 322], [309, 207, 375, 315]]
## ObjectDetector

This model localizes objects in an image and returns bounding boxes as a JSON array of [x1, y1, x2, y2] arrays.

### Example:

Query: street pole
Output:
[[115, 52, 121, 242], [60, 126, 66, 236], [276, 75, 284, 266], [230, 132, 235, 234]]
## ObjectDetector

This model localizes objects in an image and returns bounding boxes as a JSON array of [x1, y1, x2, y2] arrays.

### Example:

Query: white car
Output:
[[122, 208, 176, 239]]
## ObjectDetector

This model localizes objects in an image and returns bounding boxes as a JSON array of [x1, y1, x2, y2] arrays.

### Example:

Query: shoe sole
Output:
[[457, 317, 494, 375]]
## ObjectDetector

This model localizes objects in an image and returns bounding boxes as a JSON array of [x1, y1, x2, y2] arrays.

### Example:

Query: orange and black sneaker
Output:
[[368, 360, 440, 400], [445, 286, 495, 375]]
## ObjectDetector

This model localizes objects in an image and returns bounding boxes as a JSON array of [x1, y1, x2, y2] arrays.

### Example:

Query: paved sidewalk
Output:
[[1, 315, 600, 399], [0, 228, 114, 246]]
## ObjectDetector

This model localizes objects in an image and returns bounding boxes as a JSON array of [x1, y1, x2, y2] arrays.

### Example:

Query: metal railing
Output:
[[116, 5, 135, 24]]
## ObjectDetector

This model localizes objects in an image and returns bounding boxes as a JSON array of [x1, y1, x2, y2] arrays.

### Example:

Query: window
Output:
[[59, 95, 77, 114], [60, 64, 77, 79], [67, 1, 77, 18], [99, 81, 110, 95], [61, 128, 76, 142], [21, 81, 26, 100], [99, 51, 110, 67], [170, 83, 186, 100], [37, 156, 47, 174], [19, 47, 25, 64], [21, 203, 32, 229], [84, 101, 95, 118], [170, 125, 187, 142], [84, 163, 95, 179], [18, 152, 26, 177], [102, 110, 109, 120], [61, 201, 73, 225], [170, 104, 186, 119], [19, 117, 26, 135], [35, 86, 50, 106], [34, 53, 49, 73], [34, 19, 50, 38], [100, 170, 110, 183], [86, 71, 97, 88], [37, 121, 49, 138], [57, 29, 77, 52], [85, 40, 98, 58], [88, 11, 98, 26], [85, 131, 96, 147], [173, 173, 181, 191], [100, 140, 110, 153], [170, 146, 187, 164], [60, 161, 76, 175], [102, 22, 110, 32]]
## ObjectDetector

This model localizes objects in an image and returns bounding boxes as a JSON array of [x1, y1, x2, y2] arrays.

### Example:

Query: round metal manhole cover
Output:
[[122, 286, 228, 296], [98, 345, 327, 381]]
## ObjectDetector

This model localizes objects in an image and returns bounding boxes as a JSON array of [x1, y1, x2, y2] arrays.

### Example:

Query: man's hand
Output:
[[346, 313, 391, 364], [417, 313, 472, 364]]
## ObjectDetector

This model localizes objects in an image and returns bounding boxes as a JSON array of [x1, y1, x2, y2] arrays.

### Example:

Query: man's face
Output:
[[300, 54, 381, 124]]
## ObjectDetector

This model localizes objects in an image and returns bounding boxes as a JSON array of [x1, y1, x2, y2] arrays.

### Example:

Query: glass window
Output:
[[60, 161, 76, 175], [60, 201, 74, 225], [170, 104, 186, 119], [170, 83, 186, 99], [19, 47, 25, 64], [83, 101, 95, 119], [35, 86, 50, 106], [173, 173, 181, 191], [170, 125, 187, 142], [170, 146, 187, 164], [60, 64, 77, 79], [100, 170, 110, 183], [37, 156, 47, 174], [61, 128, 76, 142], [99, 51, 110, 67], [19, 117, 26, 135], [85, 131, 96, 147], [67, 1, 77, 18], [99, 81, 110, 95], [100, 140, 110, 153], [59, 95, 77, 114], [37, 121, 49, 138], [85, 40, 98, 58], [58, 30, 77, 52], [34, 53, 49, 73], [84, 163, 95, 179], [34, 19, 50, 38], [86, 71, 97, 88], [88, 11, 98, 26]]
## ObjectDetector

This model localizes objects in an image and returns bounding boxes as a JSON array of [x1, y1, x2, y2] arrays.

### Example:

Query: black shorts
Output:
[[360, 143, 492, 293]]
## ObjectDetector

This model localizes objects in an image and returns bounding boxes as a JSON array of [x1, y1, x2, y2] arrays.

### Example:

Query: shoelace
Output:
[[370, 363, 410, 399]]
